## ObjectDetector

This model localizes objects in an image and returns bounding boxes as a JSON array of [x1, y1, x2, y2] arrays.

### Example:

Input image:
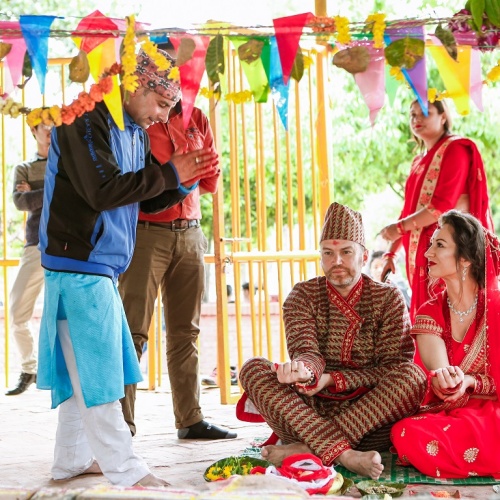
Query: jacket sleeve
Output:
[[12, 163, 44, 212], [55, 105, 180, 212], [198, 112, 220, 195], [139, 133, 188, 213]]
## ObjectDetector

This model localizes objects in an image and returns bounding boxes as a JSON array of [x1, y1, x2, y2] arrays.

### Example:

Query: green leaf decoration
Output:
[[470, 0, 486, 32], [237, 38, 264, 64], [0, 42, 12, 62], [435, 24, 458, 61], [69, 50, 90, 83], [290, 48, 304, 82], [485, 0, 500, 27], [17, 51, 33, 89], [176, 38, 196, 66], [333, 46, 371, 74], [384, 37, 425, 70], [206, 35, 225, 86]]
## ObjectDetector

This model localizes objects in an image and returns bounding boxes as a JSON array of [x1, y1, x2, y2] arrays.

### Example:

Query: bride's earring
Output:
[[462, 266, 468, 281]]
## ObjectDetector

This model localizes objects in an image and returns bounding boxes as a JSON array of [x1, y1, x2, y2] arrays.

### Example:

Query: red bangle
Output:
[[383, 252, 397, 259], [396, 220, 408, 235]]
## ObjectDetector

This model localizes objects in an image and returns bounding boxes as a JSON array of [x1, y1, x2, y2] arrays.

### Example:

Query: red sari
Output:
[[399, 135, 493, 321], [391, 290, 500, 479]]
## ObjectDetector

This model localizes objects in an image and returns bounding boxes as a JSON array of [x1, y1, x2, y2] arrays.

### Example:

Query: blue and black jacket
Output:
[[39, 102, 185, 281]]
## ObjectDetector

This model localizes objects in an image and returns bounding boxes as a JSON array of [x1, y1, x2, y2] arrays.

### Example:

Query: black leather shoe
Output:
[[177, 420, 237, 439], [5, 372, 37, 396]]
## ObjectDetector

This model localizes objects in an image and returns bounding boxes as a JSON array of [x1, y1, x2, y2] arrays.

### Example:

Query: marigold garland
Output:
[[334, 16, 351, 45], [26, 65, 119, 128], [428, 88, 449, 103], [365, 13, 386, 49], [389, 66, 405, 81], [140, 38, 171, 72], [224, 90, 253, 104], [121, 15, 138, 94], [0, 96, 24, 119], [486, 59, 500, 83], [199, 87, 221, 99]]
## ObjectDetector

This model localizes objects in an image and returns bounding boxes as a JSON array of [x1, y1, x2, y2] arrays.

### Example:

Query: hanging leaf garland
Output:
[[206, 34, 225, 90], [470, 0, 486, 32], [69, 49, 90, 83], [176, 38, 196, 66], [385, 37, 425, 70], [290, 48, 304, 82], [333, 46, 370, 74], [17, 51, 33, 90], [237, 38, 264, 63], [0, 42, 12, 61], [435, 24, 458, 61]]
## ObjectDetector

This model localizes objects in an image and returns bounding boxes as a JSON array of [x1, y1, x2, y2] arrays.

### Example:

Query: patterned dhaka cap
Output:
[[320, 202, 365, 248], [134, 49, 180, 102]]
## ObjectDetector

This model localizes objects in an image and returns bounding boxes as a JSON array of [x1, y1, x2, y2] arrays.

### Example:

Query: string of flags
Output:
[[0, 7, 500, 130]]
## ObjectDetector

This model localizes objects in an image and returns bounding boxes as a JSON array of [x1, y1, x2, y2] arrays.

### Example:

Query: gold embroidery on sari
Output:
[[443, 425, 451, 431], [412, 315, 443, 337], [464, 448, 479, 463], [426, 440, 439, 456], [407, 136, 461, 286]]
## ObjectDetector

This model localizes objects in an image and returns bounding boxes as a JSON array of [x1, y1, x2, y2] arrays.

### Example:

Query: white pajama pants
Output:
[[52, 320, 150, 486]]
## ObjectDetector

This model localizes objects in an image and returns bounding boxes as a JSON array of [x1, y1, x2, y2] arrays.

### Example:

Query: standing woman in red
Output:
[[379, 100, 493, 321], [391, 211, 500, 479]]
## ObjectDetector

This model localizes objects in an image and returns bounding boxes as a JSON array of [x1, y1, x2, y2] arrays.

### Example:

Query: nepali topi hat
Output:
[[320, 202, 365, 247], [134, 49, 180, 102]]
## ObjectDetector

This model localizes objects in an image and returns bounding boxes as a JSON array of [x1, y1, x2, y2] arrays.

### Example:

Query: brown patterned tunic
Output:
[[239, 274, 427, 465]]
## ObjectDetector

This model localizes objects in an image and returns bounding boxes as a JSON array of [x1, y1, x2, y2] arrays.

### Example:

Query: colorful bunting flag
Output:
[[19, 15, 58, 94], [0, 21, 27, 96], [170, 35, 210, 129], [273, 12, 312, 85], [269, 36, 290, 130], [385, 26, 428, 115], [353, 42, 385, 125]]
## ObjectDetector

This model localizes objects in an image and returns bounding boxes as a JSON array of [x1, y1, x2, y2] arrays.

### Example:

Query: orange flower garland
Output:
[[26, 64, 120, 128]]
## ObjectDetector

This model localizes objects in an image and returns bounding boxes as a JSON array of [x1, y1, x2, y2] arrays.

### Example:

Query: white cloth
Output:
[[9, 245, 44, 373], [52, 319, 150, 486]]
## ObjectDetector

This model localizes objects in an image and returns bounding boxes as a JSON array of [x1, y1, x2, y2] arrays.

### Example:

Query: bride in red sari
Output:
[[391, 210, 500, 479], [380, 100, 493, 321]]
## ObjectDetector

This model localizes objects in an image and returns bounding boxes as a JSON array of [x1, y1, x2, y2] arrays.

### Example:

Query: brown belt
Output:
[[138, 219, 200, 231]]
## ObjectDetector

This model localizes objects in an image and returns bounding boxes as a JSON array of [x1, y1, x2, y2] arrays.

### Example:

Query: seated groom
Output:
[[238, 202, 427, 479]]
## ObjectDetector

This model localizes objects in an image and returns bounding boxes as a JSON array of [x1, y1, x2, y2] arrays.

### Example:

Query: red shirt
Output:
[[139, 107, 220, 222]]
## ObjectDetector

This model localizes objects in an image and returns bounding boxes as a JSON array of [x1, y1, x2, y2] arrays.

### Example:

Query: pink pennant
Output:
[[470, 48, 483, 111], [353, 42, 385, 125], [273, 12, 312, 85], [170, 35, 210, 129], [0, 21, 27, 96]]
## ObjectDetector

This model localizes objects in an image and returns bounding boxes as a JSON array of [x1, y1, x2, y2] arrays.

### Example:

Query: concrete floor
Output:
[[0, 385, 497, 499]]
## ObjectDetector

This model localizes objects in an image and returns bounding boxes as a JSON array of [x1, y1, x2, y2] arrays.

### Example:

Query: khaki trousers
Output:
[[119, 223, 207, 434], [9, 245, 44, 374]]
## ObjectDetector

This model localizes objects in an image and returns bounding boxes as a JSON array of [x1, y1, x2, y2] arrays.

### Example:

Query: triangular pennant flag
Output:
[[269, 36, 289, 130], [0, 21, 27, 96], [385, 63, 400, 107], [87, 38, 124, 130], [353, 42, 385, 125], [427, 35, 472, 115], [470, 47, 483, 112], [230, 36, 269, 103], [170, 35, 210, 129], [19, 15, 58, 94], [273, 12, 312, 85], [385, 26, 427, 115], [72, 10, 118, 54]]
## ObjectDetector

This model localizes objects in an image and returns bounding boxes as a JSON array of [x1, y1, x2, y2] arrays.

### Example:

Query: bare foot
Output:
[[82, 461, 102, 475], [134, 473, 170, 487], [336, 449, 383, 479], [261, 442, 312, 466]]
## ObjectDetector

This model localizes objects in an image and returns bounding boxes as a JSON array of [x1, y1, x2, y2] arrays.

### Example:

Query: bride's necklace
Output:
[[447, 294, 478, 323]]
